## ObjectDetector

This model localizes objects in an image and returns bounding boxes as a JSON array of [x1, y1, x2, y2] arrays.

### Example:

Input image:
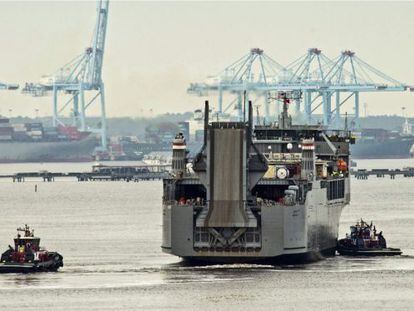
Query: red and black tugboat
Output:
[[0, 225, 63, 273], [337, 219, 402, 256]]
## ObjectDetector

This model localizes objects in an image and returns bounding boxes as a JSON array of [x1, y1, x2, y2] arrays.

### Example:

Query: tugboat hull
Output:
[[0, 252, 63, 273], [337, 247, 402, 256]]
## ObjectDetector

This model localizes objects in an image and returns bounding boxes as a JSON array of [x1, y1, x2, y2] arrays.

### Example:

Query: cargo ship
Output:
[[351, 120, 414, 159], [0, 118, 98, 162], [162, 95, 354, 264]]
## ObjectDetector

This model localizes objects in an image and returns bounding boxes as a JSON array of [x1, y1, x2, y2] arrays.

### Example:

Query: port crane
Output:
[[187, 48, 291, 121], [189, 48, 412, 127], [290, 49, 410, 126], [22, 0, 109, 149]]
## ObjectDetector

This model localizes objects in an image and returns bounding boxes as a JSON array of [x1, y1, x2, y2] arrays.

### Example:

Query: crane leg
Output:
[[73, 93, 79, 127], [335, 91, 341, 128], [99, 83, 107, 150], [53, 85, 58, 127], [354, 91, 360, 127], [80, 86, 86, 131]]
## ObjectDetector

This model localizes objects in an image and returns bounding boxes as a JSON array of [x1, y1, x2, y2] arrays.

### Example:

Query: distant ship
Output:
[[0, 138, 98, 163], [351, 120, 414, 159], [0, 118, 98, 162], [162, 96, 354, 264]]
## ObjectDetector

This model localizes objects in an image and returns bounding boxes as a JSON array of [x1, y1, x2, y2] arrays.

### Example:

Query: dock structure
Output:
[[0, 164, 171, 183], [352, 168, 414, 180]]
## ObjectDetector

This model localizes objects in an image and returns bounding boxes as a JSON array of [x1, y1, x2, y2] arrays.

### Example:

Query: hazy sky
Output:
[[0, 1, 413, 118]]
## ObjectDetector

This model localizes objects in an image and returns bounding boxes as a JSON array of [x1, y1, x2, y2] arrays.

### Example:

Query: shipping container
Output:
[[27, 130, 43, 136], [0, 127, 13, 134], [12, 132, 30, 141], [0, 135, 12, 140], [12, 123, 26, 129]]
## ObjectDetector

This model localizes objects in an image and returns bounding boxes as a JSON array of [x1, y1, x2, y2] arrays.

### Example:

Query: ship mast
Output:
[[276, 92, 294, 129]]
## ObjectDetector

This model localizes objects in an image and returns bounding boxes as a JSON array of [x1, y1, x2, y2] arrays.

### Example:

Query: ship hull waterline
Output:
[[162, 247, 337, 265]]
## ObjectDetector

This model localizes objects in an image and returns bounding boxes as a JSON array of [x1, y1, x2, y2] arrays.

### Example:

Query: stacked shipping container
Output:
[[0, 118, 13, 141], [0, 119, 90, 142]]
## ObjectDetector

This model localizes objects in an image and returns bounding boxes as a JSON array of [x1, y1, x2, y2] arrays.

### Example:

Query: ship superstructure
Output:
[[162, 96, 354, 263]]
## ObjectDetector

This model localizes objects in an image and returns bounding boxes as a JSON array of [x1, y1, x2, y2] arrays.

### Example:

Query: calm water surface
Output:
[[0, 160, 413, 310]]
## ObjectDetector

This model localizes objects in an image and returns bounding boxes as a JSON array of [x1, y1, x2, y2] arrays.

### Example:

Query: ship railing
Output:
[[256, 199, 282, 207], [163, 200, 206, 209], [316, 174, 348, 181]]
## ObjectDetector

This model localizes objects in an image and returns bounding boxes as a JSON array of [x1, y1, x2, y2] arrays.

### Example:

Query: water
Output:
[[0, 160, 414, 310]]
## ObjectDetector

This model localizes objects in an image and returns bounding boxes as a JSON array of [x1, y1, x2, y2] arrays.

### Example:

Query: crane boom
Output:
[[87, 0, 109, 87]]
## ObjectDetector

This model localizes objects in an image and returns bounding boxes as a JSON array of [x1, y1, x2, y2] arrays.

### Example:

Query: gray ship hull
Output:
[[162, 180, 348, 263], [0, 137, 98, 162], [351, 137, 414, 159]]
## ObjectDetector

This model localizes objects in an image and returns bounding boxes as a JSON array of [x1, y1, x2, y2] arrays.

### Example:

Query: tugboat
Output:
[[0, 225, 63, 273], [337, 219, 402, 256]]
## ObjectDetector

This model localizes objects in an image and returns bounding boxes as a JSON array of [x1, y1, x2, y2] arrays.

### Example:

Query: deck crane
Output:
[[22, 0, 109, 149]]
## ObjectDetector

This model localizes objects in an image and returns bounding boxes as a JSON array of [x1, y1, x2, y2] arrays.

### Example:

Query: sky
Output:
[[0, 1, 413, 118]]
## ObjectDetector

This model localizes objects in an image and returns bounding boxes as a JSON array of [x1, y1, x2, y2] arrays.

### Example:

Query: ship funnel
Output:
[[172, 132, 187, 178]]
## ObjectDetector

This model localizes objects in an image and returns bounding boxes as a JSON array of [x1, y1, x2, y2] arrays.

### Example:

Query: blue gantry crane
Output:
[[284, 48, 335, 119], [189, 48, 412, 127], [322, 50, 409, 126], [22, 0, 109, 149], [187, 48, 290, 120]]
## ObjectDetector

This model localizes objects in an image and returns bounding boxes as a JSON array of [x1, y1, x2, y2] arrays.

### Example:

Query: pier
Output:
[[352, 168, 414, 180], [0, 164, 171, 182]]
